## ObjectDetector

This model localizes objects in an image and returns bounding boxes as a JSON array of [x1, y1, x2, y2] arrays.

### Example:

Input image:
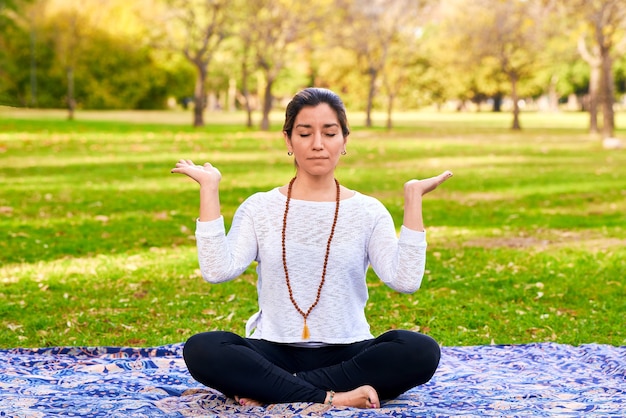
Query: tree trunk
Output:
[[241, 60, 253, 128], [510, 75, 521, 130], [548, 74, 559, 112], [260, 77, 274, 131], [66, 66, 75, 121], [193, 64, 207, 127], [386, 93, 394, 130], [228, 78, 236, 112], [492, 93, 502, 112], [600, 51, 615, 137], [588, 64, 600, 134], [365, 68, 378, 128], [30, 25, 38, 107]]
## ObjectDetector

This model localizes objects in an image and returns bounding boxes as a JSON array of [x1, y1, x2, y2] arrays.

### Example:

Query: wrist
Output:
[[404, 189, 424, 203], [199, 182, 220, 192]]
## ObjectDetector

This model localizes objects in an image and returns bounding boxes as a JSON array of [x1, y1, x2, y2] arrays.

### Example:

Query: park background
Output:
[[1, 0, 625, 350]]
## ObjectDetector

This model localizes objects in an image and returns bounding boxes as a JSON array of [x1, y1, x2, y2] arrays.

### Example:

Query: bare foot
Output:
[[234, 395, 263, 407], [404, 170, 453, 196], [325, 385, 380, 409]]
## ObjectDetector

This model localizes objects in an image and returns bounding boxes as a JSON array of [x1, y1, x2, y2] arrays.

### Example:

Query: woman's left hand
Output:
[[404, 170, 453, 197]]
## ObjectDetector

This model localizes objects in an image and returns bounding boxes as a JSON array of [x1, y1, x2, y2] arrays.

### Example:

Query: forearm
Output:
[[199, 185, 221, 222], [371, 226, 427, 293], [403, 192, 424, 231], [368, 208, 426, 293], [196, 199, 257, 283]]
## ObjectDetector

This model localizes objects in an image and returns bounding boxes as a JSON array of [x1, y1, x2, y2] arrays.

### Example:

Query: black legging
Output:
[[183, 329, 440, 404]]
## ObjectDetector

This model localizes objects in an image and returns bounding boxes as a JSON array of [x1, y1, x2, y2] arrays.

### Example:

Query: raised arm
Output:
[[171, 159, 222, 222], [403, 170, 453, 231]]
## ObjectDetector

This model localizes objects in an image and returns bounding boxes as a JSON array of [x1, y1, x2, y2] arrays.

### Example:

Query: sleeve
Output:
[[367, 205, 427, 294], [195, 197, 259, 283]]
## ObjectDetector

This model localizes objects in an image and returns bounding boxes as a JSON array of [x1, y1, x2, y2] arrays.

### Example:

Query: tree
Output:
[[439, 0, 556, 130], [381, 34, 422, 130], [6, 0, 174, 111], [331, 0, 430, 128], [226, 4, 265, 128], [159, 0, 233, 127], [231, 20, 255, 127], [38, 0, 110, 119], [238, 0, 329, 130], [379, 2, 438, 129], [0, 0, 41, 107], [562, 0, 626, 137]]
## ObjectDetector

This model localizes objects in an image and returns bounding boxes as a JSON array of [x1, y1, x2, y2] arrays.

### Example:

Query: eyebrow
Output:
[[295, 123, 339, 129]]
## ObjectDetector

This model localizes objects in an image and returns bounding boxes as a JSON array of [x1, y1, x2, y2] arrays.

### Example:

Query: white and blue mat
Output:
[[1, 342, 624, 417]]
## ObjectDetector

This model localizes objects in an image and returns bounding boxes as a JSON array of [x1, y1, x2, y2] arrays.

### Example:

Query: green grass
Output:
[[1, 108, 625, 349]]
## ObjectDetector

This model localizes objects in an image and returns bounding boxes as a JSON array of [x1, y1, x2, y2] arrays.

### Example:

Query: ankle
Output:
[[324, 390, 335, 405]]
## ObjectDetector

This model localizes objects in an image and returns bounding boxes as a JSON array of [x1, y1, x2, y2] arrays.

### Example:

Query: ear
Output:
[[283, 131, 293, 154]]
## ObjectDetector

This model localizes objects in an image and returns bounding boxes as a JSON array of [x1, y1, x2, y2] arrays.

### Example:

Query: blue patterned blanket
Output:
[[1, 342, 624, 417]]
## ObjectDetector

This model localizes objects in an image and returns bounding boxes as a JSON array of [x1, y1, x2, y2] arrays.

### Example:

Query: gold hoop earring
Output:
[[341, 150, 347, 155], [287, 151, 293, 156]]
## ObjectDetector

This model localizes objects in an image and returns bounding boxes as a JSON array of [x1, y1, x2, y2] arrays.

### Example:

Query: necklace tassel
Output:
[[302, 319, 310, 340]]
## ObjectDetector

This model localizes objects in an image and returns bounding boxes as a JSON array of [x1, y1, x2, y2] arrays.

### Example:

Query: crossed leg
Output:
[[183, 330, 440, 409]]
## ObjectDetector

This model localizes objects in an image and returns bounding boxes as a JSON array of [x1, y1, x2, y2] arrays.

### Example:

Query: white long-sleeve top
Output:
[[195, 187, 427, 344]]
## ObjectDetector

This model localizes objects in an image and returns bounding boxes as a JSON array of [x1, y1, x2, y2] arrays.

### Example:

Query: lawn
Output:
[[1, 108, 625, 349]]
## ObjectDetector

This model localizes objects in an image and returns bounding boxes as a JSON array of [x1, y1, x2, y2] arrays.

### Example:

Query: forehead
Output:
[[294, 103, 339, 126]]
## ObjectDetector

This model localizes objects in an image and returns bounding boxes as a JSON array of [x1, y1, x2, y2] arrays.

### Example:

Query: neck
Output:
[[290, 174, 338, 201]]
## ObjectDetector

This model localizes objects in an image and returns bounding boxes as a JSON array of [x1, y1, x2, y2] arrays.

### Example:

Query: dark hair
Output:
[[283, 88, 350, 138]]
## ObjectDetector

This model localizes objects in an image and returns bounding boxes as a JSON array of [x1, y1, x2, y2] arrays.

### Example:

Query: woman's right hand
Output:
[[171, 159, 221, 187]]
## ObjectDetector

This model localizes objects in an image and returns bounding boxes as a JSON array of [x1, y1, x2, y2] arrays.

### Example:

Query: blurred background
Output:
[[1, 0, 625, 136]]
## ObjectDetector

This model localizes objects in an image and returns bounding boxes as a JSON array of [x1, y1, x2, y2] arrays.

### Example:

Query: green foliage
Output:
[[0, 21, 37, 106], [78, 32, 167, 109], [614, 56, 626, 96], [0, 4, 183, 109], [3, 0, 626, 118]]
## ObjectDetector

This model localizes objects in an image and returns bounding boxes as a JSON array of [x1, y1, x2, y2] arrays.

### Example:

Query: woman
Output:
[[171, 87, 452, 409]]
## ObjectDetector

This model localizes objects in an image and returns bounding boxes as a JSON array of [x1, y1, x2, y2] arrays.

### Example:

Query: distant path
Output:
[[0, 107, 252, 125]]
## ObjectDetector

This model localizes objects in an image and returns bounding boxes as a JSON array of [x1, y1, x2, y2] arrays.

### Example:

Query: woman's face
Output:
[[284, 103, 347, 178]]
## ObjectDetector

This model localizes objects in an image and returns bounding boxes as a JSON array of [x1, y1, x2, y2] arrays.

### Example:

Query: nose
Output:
[[312, 131, 324, 150]]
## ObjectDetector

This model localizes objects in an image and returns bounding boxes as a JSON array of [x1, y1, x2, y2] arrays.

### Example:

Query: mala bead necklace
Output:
[[281, 177, 340, 339]]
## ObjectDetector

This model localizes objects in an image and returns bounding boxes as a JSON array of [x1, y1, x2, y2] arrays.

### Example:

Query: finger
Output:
[[438, 170, 453, 183], [172, 162, 189, 171]]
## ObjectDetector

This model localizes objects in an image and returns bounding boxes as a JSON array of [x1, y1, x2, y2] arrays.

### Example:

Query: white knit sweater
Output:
[[195, 187, 427, 344]]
